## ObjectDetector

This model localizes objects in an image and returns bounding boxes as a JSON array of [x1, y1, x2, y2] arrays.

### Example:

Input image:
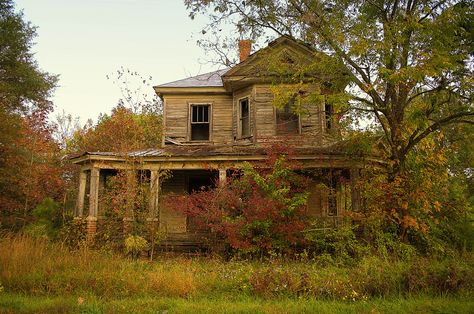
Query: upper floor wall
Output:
[[161, 83, 338, 146], [155, 36, 347, 147]]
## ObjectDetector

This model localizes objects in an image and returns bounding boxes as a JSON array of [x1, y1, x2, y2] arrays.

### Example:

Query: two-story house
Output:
[[70, 36, 377, 247]]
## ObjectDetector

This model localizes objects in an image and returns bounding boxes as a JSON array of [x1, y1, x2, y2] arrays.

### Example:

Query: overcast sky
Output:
[[15, 0, 222, 123]]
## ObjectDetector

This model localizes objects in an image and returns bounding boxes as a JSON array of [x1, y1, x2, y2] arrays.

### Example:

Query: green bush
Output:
[[305, 224, 367, 264], [58, 218, 87, 249], [23, 198, 62, 239], [124, 235, 148, 259]]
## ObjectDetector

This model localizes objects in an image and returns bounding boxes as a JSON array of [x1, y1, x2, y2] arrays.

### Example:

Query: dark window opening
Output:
[[276, 103, 299, 135], [187, 176, 215, 194], [325, 101, 333, 131], [240, 98, 250, 137], [191, 105, 210, 141]]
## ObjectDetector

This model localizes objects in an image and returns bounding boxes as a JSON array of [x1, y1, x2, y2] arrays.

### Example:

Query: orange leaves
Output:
[[402, 215, 419, 230]]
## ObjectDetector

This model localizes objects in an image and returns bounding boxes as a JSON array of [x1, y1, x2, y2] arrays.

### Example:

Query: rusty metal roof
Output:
[[156, 68, 229, 88]]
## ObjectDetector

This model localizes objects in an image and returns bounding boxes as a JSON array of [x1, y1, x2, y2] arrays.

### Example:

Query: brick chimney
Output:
[[239, 39, 252, 62]]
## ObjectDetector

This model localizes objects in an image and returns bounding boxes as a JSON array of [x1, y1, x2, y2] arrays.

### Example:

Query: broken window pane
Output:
[[276, 103, 299, 135], [191, 105, 210, 140], [240, 98, 250, 137]]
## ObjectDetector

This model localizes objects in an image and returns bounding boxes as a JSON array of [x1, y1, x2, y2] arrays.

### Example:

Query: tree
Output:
[[185, 0, 473, 179], [0, 0, 56, 113], [0, 0, 60, 225]]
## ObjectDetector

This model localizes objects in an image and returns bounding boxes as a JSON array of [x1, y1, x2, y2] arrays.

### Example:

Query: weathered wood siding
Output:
[[300, 96, 325, 139], [306, 181, 325, 217], [163, 84, 330, 145], [253, 84, 326, 142], [253, 85, 276, 138], [160, 171, 187, 233], [164, 94, 233, 144]]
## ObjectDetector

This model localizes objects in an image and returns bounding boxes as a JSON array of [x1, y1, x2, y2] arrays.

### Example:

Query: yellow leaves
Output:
[[402, 215, 419, 230]]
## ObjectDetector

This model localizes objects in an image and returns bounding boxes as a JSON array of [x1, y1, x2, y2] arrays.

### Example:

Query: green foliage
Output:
[[58, 218, 87, 249], [124, 235, 148, 259], [24, 198, 62, 239], [1, 234, 474, 306], [184, 1, 474, 248], [166, 155, 310, 256], [304, 225, 368, 264], [0, 0, 57, 113], [0, 1, 63, 225]]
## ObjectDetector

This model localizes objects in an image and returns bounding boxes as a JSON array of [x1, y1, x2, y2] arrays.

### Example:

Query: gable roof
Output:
[[154, 35, 339, 94], [222, 35, 317, 78]]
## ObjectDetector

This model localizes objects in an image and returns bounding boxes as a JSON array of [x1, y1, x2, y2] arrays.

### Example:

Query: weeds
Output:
[[0, 234, 473, 302]]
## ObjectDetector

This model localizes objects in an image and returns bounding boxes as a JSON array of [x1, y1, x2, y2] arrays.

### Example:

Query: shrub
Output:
[[305, 224, 367, 264], [58, 218, 87, 249], [165, 155, 310, 256], [124, 235, 148, 258], [23, 198, 62, 239]]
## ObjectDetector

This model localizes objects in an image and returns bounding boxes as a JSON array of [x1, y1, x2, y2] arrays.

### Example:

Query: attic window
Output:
[[190, 104, 210, 141], [276, 103, 299, 135], [239, 98, 250, 138]]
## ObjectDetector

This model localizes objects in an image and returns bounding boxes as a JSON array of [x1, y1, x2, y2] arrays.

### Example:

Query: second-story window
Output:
[[190, 104, 210, 141], [325, 99, 333, 131], [276, 103, 299, 135], [239, 98, 250, 138]]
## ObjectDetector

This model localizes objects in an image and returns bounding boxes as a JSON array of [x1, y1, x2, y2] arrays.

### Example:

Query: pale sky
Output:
[[15, 0, 222, 123]]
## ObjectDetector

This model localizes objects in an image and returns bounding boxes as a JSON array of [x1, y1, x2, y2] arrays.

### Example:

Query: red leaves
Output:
[[165, 156, 310, 254]]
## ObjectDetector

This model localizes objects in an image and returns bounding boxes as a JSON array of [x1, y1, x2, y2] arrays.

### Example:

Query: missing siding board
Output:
[[190, 104, 210, 141]]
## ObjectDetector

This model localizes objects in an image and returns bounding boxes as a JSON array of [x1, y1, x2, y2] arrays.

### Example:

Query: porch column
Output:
[[350, 168, 361, 212], [75, 170, 87, 217], [218, 168, 227, 187], [87, 167, 100, 240], [147, 170, 160, 236]]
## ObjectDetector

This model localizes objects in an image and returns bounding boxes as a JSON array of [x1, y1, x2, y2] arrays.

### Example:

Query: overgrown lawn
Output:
[[0, 235, 473, 313]]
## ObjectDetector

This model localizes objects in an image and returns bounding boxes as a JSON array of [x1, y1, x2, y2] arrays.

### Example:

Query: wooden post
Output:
[[218, 168, 227, 187], [87, 167, 100, 240], [350, 168, 361, 212], [76, 170, 87, 217], [149, 170, 160, 218]]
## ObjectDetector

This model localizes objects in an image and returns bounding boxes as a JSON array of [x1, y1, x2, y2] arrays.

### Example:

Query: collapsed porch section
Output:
[[70, 144, 374, 249]]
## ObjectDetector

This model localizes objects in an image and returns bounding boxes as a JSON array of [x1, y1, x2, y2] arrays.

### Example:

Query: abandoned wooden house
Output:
[[70, 36, 379, 248]]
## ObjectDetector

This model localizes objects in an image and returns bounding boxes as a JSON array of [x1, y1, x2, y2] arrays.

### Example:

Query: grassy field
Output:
[[0, 235, 473, 313], [1, 293, 474, 314]]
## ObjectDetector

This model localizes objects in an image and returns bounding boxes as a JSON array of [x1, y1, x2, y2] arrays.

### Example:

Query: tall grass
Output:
[[0, 234, 473, 301]]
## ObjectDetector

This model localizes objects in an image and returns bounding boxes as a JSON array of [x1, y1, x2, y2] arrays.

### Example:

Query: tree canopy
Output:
[[185, 0, 473, 177], [0, 0, 61, 224]]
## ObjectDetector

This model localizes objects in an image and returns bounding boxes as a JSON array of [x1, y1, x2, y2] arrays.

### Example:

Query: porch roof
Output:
[[68, 139, 383, 165]]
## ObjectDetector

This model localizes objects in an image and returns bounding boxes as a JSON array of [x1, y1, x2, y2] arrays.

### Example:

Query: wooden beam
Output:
[[218, 168, 227, 187], [350, 168, 361, 212], [76, 170, 87, 217], [89, 167, 100, 218], [149, 170, 161, 218]]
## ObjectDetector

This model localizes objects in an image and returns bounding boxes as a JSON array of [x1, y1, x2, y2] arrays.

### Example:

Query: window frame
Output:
[[275, 102, 301, 135], [237, 97, 252, 139], [324, 98, 334, 132], [188, 103, 212, 142]]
